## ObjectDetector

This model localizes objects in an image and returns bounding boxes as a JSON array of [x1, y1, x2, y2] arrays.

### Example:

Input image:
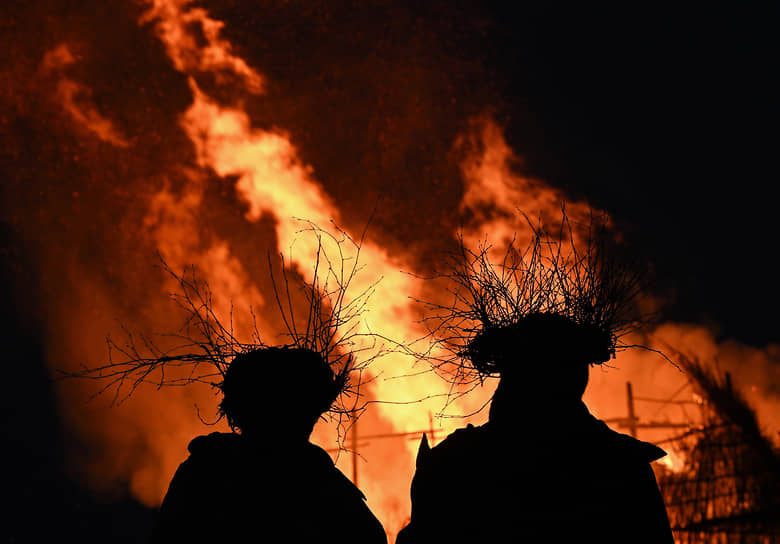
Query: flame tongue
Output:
[[138, 2, 494, 533], [20, 2, 777, 541]]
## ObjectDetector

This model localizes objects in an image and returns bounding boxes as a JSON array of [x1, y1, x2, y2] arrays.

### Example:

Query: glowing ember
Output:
[[657, 449, 687, 473]]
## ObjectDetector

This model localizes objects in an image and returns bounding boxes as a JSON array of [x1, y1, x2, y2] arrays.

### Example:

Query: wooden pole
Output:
[[627, 381, 638, 438], [351, 417, 358, 487]]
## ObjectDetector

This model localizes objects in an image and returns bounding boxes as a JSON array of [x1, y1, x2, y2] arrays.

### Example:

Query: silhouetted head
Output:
[[466, 313, 613, 420], [218, 347, 341, 439]]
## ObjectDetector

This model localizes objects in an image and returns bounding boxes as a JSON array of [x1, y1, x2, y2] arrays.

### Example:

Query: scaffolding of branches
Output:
[[658, 354, 780, 544], [60, 221, 383, 444]]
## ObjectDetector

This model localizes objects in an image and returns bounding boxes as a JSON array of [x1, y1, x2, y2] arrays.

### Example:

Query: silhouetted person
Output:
[[397, 313, 674, 544], [149, 347, 387, 543]]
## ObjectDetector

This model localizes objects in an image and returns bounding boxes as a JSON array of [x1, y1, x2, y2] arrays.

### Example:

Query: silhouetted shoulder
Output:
[[438, 423, 485, 449], [301, 440, 344, 470], [151, 434, 386, 543], [399, 413, 674, 544], [583, 415, 667, 464], [307, 443, 368, 501], [186, 431, 242, 459], [149, 433, 245, 543], [415, 424, 484, 469], [185, 434, 367, 502], [292, 442, 385, 543]]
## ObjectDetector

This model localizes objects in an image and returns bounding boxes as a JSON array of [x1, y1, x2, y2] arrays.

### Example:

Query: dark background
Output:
[[2, 2, 776, 541]]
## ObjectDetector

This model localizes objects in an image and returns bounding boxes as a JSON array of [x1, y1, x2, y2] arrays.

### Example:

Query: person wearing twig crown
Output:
[[396, 212, 674, 544], [61, 226, 388, 543], [150, 346, 386, 544]]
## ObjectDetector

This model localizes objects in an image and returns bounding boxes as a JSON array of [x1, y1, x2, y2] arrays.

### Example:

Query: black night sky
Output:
[[1, 2, 776, 542]]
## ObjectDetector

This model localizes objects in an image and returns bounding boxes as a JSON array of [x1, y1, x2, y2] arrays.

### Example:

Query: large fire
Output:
[[5, 1, 778, 542]]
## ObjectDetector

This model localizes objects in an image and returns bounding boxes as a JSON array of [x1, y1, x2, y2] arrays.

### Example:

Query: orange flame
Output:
[[36, 3, 779, 542], [41, 43, 130, 147], [135, 1, 499, 533]]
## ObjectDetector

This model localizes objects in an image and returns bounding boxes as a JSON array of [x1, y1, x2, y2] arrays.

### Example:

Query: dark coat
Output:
[[397, 402, 674, 544], [149, 432, 386, 543]]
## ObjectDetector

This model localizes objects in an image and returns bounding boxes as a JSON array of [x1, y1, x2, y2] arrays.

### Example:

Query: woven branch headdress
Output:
[[418, 207, 648, 384]]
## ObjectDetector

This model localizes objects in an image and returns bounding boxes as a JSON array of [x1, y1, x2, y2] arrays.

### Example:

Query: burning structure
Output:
[[658, 355, 780, 543], [2, 2, 778, 542]]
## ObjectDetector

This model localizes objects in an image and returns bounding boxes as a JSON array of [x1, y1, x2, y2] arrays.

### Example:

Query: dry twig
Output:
[[59, 220, 384, 443], [411, 205, 651, 387]]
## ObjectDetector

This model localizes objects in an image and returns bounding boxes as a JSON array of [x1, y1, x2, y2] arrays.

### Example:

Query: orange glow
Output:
[[456, 116, 596, 258], [657, 449, 687, 473], [171, 55, 492, 539], [127, 1, 502, 533], [41, 44, 130, 147], [140, 0, 264, 94], [33, 3, 778, 543]]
